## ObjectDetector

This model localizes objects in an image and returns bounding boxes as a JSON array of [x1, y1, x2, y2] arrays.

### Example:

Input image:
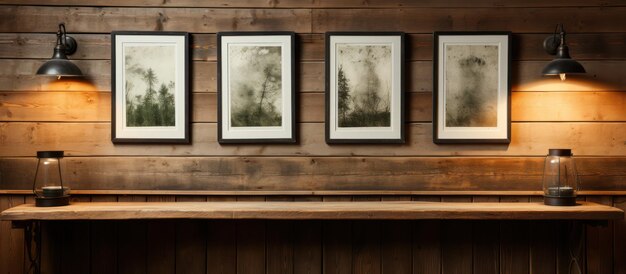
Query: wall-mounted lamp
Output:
[[542, 24, 585, 81], [36, 23, 83, 79]]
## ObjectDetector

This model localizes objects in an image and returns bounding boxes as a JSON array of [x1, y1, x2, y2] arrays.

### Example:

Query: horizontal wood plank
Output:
[[0, 6, 312, 33], [312, 8, 626, 33], [1, 201, 622, 221], [0, 7, 625, 33], [3, 91, 626, 122], [0, 0, 621, 8], [0, 157, 624, 192], [2, 33, 625, 61], [0, 122, 624, 156], [1, 59, 624, 93]]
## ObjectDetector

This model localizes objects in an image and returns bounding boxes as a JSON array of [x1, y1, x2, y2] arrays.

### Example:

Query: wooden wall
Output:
[[0, 1, 625, 273]]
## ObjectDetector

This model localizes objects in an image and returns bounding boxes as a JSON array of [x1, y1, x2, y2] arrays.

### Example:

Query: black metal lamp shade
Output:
[[36, 23, 83, 77], [542, 58, 586, 75], [36, 58, 83, 77], [542, 24, 585, 80]]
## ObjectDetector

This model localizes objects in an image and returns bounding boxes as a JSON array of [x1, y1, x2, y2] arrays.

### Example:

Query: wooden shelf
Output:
[[1, 201, 623, 221]]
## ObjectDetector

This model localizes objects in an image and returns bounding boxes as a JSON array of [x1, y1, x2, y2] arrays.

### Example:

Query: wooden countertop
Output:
[[1, 201, 623, 221]]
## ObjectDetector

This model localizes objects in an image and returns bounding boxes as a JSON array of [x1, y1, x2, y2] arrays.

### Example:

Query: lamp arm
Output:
[[59, 23, 67, 47]]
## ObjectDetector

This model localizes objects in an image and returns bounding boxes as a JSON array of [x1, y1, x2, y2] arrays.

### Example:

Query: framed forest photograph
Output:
[[218, 32, 296, 143], [433, 32, 511, 144], [111, 31, 190, 143], [325, 32, 405, 143]]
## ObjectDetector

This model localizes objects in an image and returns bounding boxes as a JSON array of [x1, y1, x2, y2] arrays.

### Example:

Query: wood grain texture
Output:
[[90, 195, 118, 274], [586, 196, 614, 274], [9, 201, 620, 221], [614, 196, 626, 274], [528, 197, 557, 274], [380, 196, 412, 274], [175, 220, 206, 274], [4, 91, 625, 123], [441, 196, 472, 274], [499, 196, 530, 274], [351, 196, 381, 274], [4, 33, 626, 61], [472, 196, 500, 274], [2, 156, 625, 193], [0, 0, 624, 273], [266, 196, 294, 274], [116, 196, 146, 274], [1, 122, 625, 157], [0, 6, 312, 33], [323, 220, 352, 274], [1, 0, 623, 8], [293, 196, 322, 274], [1, 7, 624, 34], [312, 7, 626, 32], [0, 195, 24, 274], [237, 220, 266, 274], [2, 59, 626, 93]]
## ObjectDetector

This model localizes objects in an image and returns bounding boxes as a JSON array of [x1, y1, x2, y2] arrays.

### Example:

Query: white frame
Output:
[[326, 33, 405, 144], [218, 32, 296, 143], [434, 32, 511, 144], [112, 32, 189, 143]]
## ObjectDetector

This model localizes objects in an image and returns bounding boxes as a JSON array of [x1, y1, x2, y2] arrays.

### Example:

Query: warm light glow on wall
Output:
[[516, 76, 617, 92], [42, 78, 98, 92]]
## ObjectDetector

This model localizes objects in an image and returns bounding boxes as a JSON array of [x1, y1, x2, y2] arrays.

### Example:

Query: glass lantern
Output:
[[33, 151, 70, 207], [542, 149, 578, 206]]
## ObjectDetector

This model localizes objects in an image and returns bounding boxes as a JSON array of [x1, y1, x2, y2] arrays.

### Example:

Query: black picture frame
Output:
[[325, 32, 405, 144], [217, 31, 297, 144], [433, 31, 512, 144], [111, 31, 190, 144]]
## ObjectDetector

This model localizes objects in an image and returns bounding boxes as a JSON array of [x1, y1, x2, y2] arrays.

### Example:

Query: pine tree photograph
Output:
[[228, 46, 283, 127], [336, 45, 392, 128], [123, 45, 176, 127]]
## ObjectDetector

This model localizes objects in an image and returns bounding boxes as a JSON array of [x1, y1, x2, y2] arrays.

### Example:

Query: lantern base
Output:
[[544, 196, 577, 206], [35, 196, 70, 207]]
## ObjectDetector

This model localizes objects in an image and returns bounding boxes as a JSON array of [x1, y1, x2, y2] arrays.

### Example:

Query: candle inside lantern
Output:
[[546, 186, 574, 197], [42, 186, 67, 197]]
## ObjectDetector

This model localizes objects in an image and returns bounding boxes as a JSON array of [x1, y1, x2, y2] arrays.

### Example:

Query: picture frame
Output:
[[433, 31, 511, 144], [217, 32, 296, 143], [111, 31, 190, 143], [325, 32, 405, 144]]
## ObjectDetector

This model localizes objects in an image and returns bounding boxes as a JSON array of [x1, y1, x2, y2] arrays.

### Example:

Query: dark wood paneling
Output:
[[381, 196, 412, 274], [206, 219, 237, 274], [293, 196, 322, 274], [0, 6, 312, 33], [499, 196, 530, 274], [1, 0, 622, 8], [90, 195, 118, 274], [312, 8, 626, 33], [614, 197, 626, 274], [117, 196, 147, 274], [352, 196, 381, 274], [61, 196, 91, 274], [586, 196, 614, 274], [472, 196, 500, 274], [528, 197, 557, 274], [3, 33, 626, 61], [412, 216, 441, 274], [441, 196, 473, 274], [266, 196, 294, 274], [322, 196, 352, 274], [0, 195, 24, 274]]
